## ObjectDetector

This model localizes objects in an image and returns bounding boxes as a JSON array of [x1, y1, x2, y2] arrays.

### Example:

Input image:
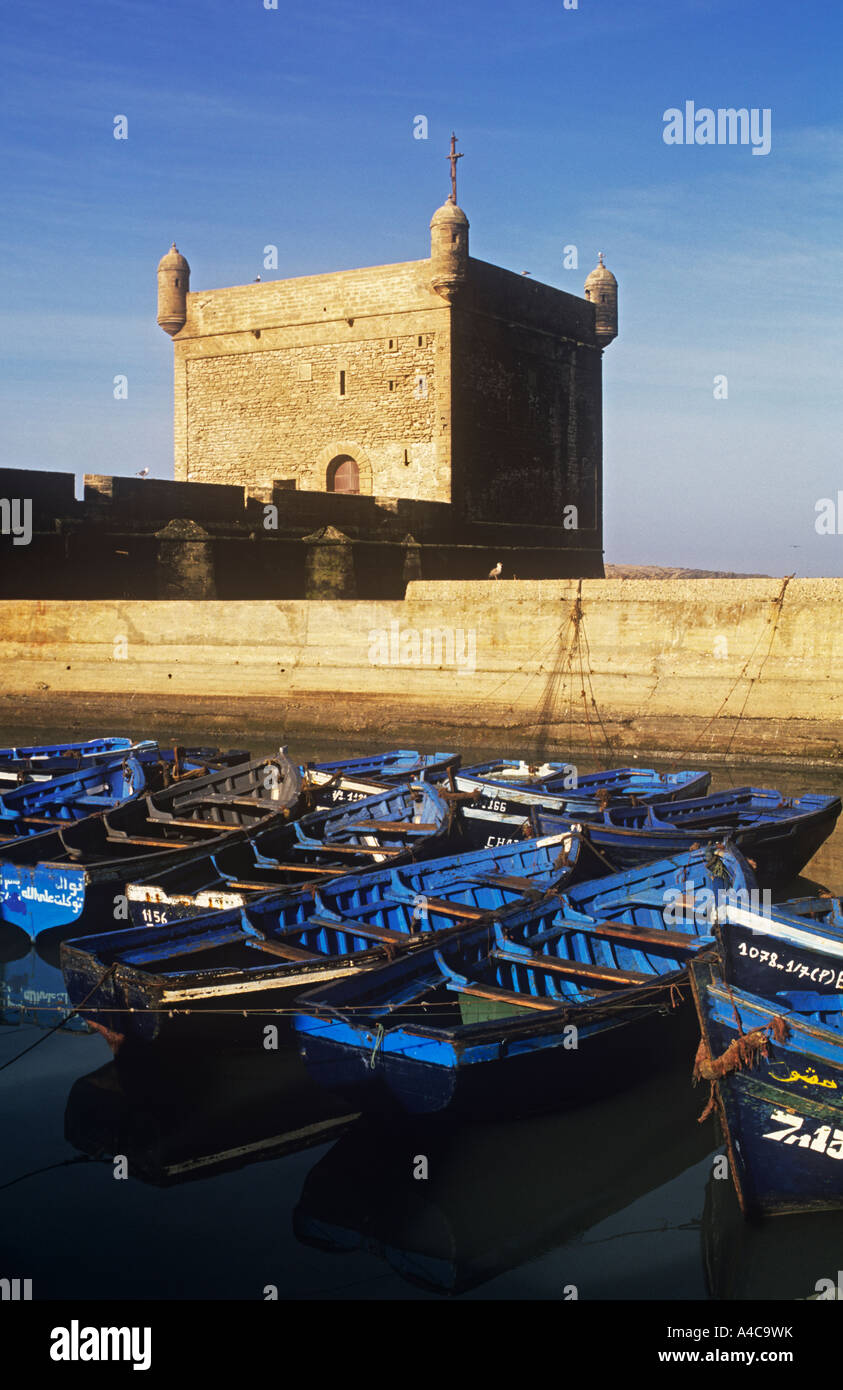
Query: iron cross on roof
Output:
[[447, 132, 463, 203]]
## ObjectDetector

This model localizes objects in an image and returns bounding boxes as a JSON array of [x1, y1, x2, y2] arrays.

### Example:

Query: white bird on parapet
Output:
[[488, 561, 503, 580], [136, 468, 150, 478]]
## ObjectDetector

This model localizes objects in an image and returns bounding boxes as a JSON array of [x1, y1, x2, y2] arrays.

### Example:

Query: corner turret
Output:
[[430, 200, 469, 302], [430, 133, 469, 302], [584, 252, 618, 347], [157, 243, 190, 337]]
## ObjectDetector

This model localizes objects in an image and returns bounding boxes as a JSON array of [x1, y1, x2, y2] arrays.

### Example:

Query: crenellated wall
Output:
[[0, 467, 603, 600]]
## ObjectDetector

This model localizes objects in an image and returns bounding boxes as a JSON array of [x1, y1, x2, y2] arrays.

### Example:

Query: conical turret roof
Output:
[[430, 200, 469, 230], [158, 242, 190, 272], [585, 252, 616, 289]]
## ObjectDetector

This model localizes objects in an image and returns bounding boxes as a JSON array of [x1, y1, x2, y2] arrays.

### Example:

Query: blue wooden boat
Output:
[[60, 830, 583, 1047], [0, 752, 301, 939], [292, 846, 755, 1117], [464, 786, 842, 885], [455, 761, 710, 820], [303, 751, 459, 807], [775, 895, 843, 930], [704, 895, 843, 1009], [0, 742, 252, 787], [0, 746, 250, 832], [0, 740, 155, 785], [0, 742, 250, 787], [0, 754, 147, 824], [124, 782, 457, 924], [690, 953, 843, 1217], [0, 736, 135, 763]]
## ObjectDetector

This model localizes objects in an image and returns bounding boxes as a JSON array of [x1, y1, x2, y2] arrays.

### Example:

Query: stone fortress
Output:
[[2, 138, 618, 600], [159, 135, 617, 532]]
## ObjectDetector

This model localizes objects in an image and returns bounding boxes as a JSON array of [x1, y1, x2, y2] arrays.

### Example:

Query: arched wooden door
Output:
[[326, 455, 360, 494]]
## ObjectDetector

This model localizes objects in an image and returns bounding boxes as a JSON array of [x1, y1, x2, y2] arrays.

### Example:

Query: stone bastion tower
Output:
[[157, 137, 617, 557]]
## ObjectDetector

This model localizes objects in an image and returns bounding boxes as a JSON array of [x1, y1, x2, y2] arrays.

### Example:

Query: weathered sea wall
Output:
[[0, 579, 840, 763]]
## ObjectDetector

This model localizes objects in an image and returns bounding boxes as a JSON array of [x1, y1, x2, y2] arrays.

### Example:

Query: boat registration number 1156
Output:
[[762, 1109, 843, 1158]]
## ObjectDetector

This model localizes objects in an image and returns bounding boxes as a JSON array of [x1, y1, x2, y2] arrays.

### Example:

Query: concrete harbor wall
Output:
[[0, 578, 841, 763]]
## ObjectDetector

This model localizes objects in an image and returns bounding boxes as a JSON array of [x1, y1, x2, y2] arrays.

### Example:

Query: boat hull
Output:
[[455, 764, 710, 818], [690, 960, 843, 1217], [61, 831, 583, 1045], [461, 792, 841, 885], [61, 938, 415, 1048], [297, 986, 699, 1119], [124, 781, 456, 926]]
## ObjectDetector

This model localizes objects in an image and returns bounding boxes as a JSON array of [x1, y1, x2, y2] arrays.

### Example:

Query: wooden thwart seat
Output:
[[342, 821, 437, 834], [105, 834, 211, 849], [245, 938, 318, 962], [476, 873, 545, 892], [493, 947, 652, 987], [167, 793, 273, 811], [225, 867, 348, 887], [143, 818, 234, 832], [303, 916, 406, 946], [290, 842, 403, 858], [416, 897, 490, 922], [530, 917, 704, 953]]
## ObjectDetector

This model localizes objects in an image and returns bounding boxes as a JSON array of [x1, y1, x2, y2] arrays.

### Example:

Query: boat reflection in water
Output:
[[702, 1165, 843, 1300], [0, 929, 89, 1032], [294, 1054, 715, 1295], [64, 1034, 358, 1187]]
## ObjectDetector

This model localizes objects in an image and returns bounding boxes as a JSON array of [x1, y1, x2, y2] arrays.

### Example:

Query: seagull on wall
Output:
[[488, 561, 503, 580], [136, 468, 150, 478]]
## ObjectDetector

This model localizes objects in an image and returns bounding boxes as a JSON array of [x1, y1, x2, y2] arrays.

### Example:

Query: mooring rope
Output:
[[528, 581, 617, 768], [689, 575, 793, 756], [0, 1155, 97, 1194]]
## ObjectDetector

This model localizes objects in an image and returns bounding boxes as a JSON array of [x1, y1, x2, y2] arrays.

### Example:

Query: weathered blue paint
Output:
[[304, 749, 458, 797], [125, 781, 457, 925], [455, 762, 710, 821], [60, 828, 584, 1046], [461, 786, 841, 884], [0, 754, 146, 821], [0, 753, 300, 939], [291, 846, 754, 1117], [690, 958, 843, 1217]]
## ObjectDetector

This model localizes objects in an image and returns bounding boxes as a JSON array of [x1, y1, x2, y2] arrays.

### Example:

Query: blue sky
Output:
[[1, 0, 840, 574]]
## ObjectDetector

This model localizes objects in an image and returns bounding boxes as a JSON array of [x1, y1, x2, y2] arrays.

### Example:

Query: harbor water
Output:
[[1, 736, 842, 1301]]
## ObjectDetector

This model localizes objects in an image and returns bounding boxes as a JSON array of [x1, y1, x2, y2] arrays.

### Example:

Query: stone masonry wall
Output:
[[451, 260, 603, 541], [2, 580, 841, 761], [173, 260, 453, 501]]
